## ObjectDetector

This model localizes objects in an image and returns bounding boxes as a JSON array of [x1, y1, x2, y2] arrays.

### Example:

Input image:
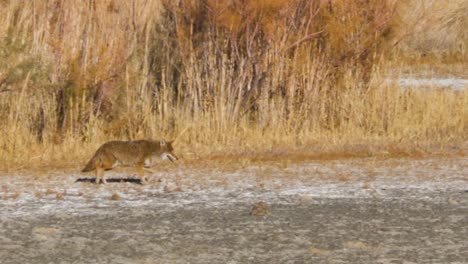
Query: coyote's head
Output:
[[158, 139, 178, 162]]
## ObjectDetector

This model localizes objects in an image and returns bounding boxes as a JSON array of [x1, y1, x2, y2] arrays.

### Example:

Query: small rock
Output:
[[309, 247, 330, 255], [344, 240, 369, 250], [163, 185, 183, 193], [448, 197, 459, 205], [110, 193, 121, 201], [301, 195, 314, 202]]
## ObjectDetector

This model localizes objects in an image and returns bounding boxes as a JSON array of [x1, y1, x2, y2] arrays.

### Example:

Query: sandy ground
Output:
[[0, 157, 467, 263]]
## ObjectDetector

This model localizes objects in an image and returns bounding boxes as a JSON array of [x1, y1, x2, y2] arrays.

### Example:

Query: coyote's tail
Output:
[[82, 154, 97, 172]]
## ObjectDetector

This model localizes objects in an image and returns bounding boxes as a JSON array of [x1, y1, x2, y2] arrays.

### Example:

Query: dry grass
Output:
[[395, 0, 468, 62], [0, 0, 466, 172], [250, 201, 270, 217]]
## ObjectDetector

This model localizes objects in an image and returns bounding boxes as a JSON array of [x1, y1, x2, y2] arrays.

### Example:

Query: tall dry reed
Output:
[[0, 0, 465, 169]]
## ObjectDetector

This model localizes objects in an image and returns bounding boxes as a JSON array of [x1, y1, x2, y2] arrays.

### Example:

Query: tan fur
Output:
[[82, 139, 178, 184]]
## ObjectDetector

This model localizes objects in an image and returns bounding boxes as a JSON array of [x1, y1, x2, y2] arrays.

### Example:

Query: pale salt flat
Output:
[[398, 77, 468, 90], [1, 157, 467, 263], [1, 157, 466, 218], [386, 77, 468, 90]]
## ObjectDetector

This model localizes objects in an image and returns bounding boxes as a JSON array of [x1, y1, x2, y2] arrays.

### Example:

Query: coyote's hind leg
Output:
[[96, 168, 106, 184]]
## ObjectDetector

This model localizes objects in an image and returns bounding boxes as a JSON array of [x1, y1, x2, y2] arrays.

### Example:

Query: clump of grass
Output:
[[35, 191, 43, 199], [55, 192, 65, 200], [45, 189, 55, 196], [5, 191, 21, 200], [338, 174, 351, 182], [250, 201, 270, 217], [362, 182, 371, 189], [0, 0, 466, 171]]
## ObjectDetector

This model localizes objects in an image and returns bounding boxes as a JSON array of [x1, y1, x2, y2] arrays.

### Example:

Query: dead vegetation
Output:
[[0, 0, 466, 171], [250, 201, 270, 217]]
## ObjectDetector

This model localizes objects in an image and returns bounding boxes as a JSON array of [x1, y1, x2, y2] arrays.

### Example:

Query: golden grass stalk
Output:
[[0, 0, 466, 170]]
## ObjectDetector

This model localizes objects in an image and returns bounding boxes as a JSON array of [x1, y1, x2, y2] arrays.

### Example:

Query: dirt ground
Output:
[[0, 157, 467, 263]]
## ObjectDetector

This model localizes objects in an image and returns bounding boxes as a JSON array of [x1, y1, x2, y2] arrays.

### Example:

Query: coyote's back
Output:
[[82, 139, 178, 184]]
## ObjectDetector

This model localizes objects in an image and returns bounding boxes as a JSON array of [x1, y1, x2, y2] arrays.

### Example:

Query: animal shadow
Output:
[[75, 177, 143, 184]]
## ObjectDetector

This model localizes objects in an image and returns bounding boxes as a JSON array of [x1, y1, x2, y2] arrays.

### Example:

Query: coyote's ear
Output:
[[160, 139, 166, 146], [167, 140, 174, 145]]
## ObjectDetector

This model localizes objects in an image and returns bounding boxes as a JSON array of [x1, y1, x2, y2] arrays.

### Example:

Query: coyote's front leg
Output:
[[137, 165, 147, 184]]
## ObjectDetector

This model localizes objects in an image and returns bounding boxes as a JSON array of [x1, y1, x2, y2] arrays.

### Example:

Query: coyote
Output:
[[82, 139, 178, 184]]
